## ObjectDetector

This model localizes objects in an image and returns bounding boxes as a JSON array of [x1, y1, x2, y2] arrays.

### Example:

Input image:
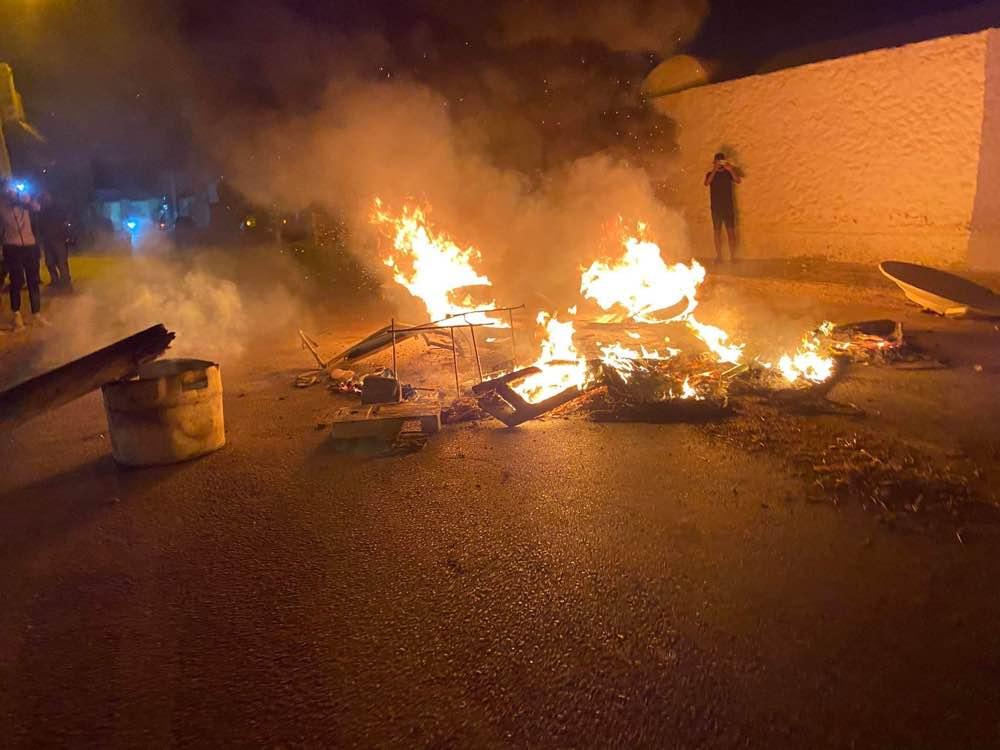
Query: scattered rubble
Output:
[[703, 398, 997, 532], [442, 397, 489, 424]]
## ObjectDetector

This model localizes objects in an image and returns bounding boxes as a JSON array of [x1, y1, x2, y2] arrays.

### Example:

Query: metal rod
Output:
[[507, 308, 516, 369], [450, 327, 460, 397], [390, 318, 397, 378], [468, 323, 483, 383], [436, 304, 525, 324]]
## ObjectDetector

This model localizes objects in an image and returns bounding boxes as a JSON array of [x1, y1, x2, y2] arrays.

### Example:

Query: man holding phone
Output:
[[0, 179, 47, 330], [704, 152, 741, 261]]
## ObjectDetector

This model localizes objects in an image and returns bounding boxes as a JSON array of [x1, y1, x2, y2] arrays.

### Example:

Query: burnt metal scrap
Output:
[[299, 312, 936, 430], [297, 305, 524, 396], [472, 366, 584, 427]]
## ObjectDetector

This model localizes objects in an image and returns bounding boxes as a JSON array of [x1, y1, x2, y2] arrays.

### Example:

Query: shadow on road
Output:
[[0, 455, 176, 561]]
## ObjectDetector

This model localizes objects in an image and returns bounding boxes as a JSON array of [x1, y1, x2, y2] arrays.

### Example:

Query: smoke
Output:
[[195, 0, 708, 315], [5, 0, 712, 348], [213, 76, 690, 316], [34, 249, 309, 371], [494, 0, 709, 53]]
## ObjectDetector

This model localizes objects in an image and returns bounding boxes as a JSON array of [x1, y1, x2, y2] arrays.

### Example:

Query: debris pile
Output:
[[704, 401, 992, 530], [810, 434, 974, 517], [297, 315, 947, 438]]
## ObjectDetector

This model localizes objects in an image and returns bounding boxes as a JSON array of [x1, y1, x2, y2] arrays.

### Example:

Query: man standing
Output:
[[38, 193, 72, 291], [704, 152, 741, 261], [0, 180, 48, 330]]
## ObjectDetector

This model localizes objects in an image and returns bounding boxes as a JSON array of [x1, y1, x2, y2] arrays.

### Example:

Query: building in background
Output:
[[651, 28, 1000, 271], [90, 163, 219, 250]]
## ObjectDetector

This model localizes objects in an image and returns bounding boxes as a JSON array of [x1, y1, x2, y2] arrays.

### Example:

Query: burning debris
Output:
[[301, 204, 951, 450], [472, 366, 585, 427], [371, 200, 504, 325]]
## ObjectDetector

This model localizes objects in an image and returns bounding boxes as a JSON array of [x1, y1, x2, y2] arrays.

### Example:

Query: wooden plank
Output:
[[328, 399, 442, 440], [0, 324, 175, 429]]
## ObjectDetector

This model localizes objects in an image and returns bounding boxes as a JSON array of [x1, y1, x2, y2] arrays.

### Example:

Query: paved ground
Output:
[[2, 261, 1000, 748]]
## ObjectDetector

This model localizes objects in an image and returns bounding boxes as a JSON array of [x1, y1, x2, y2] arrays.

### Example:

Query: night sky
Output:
[[694, 0, 1000, 78]]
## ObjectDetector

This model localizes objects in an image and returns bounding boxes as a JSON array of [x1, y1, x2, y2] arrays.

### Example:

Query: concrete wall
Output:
[[969, 31, 1000, 269], [654, 30, 1000, 269]]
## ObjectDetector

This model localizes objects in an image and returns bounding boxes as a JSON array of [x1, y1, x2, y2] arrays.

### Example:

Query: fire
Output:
[[371, 204, 836, 402], [598, 341, 679, 382], [511, 312, 590, 402], [680, 377, 700, 400], [685, 317, 743, 364], [580, 229, 748, 365], [777, 323, 836, 384], [580, 231, 705, 324], [371, 200, 501, 325]]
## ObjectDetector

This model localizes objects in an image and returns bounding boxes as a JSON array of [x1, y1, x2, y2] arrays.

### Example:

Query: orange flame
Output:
[[581, 230, 705, 324], [371, 200, 501, 325], [511, 312, 590, 403], [372, 206, 835, 400], [776, 322, 836, 384]]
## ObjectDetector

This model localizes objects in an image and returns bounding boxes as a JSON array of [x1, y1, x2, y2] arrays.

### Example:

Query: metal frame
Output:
[[387, 305, 525, 397]]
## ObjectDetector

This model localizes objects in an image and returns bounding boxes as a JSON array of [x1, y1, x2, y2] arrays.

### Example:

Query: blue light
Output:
[[125, 219, 138, 231], [13, 181, 27, 193]]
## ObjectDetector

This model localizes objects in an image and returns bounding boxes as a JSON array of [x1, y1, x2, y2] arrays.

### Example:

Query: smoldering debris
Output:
[[299, 316, 939, 429]]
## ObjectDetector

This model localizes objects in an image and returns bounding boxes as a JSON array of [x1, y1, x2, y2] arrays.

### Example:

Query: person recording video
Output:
[[0, 179, 49, 330], [704, 152, 742, 262]]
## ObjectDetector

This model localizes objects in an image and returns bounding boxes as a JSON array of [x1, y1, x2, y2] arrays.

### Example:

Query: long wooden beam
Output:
[[0, 324, 175, 428]]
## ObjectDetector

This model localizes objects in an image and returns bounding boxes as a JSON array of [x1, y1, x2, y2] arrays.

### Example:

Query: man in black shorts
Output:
[[704, 152, 741, 261]]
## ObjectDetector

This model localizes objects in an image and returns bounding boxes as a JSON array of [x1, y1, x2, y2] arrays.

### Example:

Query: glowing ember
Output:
[[581, 230, 705, 324], [371, 200, 501, 325], [512, 312, 590, 403], [598, 341, 679, 382]]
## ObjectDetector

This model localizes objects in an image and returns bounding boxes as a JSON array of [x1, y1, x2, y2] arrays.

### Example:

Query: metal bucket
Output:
[[102, 359, 225, 466]]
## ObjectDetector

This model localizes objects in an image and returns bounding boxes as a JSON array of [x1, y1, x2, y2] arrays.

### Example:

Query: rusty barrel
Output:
[[101, 359, 225, 466]]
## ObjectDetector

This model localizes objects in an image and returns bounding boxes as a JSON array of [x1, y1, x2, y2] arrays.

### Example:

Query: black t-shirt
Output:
[[708, 169, 735, 214]]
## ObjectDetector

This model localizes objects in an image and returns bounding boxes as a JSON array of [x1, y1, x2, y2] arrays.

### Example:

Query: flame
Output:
[[680, 377, 700, 400], [580, 229, 748, 365], [777, 323, 836, 384], [372, 205, 836, 401], [599, 341, 679, 382], [371, 200, 501, 325], [581, 232, 705, 323], [686, 317, 744, 364], [511, 312, 590, 402]]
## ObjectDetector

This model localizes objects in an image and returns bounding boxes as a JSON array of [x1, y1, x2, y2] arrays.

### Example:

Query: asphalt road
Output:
[[2, 265, 1000, 748]]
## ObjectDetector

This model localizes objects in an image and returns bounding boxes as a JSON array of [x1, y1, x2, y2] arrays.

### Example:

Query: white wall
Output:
[[653, 30, 996, 268]]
